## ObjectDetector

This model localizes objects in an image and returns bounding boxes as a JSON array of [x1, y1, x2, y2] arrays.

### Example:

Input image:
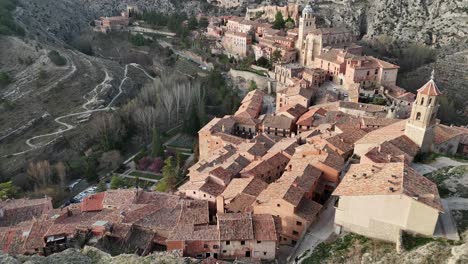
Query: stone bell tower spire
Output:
[[405, 69, 442, 153]]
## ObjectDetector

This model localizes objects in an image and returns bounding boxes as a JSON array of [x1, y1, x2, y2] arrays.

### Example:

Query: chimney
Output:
[[216, 196, 225, 214], [222, 124, 225, 133]]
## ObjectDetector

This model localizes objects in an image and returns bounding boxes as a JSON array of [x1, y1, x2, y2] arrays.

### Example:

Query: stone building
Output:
[[405, 74, 441, 153], [94, 11, 130, 33], [222, 31, 253, 58], [334, 162, 443, 243]]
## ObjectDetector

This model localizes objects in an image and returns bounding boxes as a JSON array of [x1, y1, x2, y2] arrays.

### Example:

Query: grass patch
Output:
[[402, 233, 436, 251]]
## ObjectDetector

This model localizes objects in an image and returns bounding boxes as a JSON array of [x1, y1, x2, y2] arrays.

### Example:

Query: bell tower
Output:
[[405, 70, 442, 153], [296, 3, 316, 65]]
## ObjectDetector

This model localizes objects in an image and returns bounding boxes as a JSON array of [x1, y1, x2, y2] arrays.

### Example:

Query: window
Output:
[[223, 250, 227, 253], [277, 203, 281, 207], [226, 241, 230, 245], [241, 241, 245, 245], [375, 69, 378, 74], [204, 244, 208, 249], [293, 230, 299, 235], [367, 71, 370, 76], [213, 245, 219, 249], [416, 112, 421, 120], [203, 194, 206, 197], [264, 252, 267, 256], [421, 97, 425, 105], [296, 221, 302, 226], [257, 241, 262, 244], [193, 191, 196, 194], [429, 98, 433, 105]]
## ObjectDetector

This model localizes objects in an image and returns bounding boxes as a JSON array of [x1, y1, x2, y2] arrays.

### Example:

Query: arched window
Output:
[[416, 112, 421, 120], [428, 98, 432, 105], [420, 97, 424, 105]]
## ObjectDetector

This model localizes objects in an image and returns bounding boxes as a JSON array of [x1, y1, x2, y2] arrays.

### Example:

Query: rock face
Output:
[[314, 0, 468, 49], [0, 246, 200, 264]]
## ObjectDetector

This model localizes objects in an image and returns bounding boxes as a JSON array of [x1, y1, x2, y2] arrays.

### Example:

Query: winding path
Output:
[[4, 63, 155, 157]]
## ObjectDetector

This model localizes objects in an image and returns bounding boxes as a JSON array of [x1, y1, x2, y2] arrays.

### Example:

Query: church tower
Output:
[[405, 71, 442, 153], [296, 4, 316, 65]]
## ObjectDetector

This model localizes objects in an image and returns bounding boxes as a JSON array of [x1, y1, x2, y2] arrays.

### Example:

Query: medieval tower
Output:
[[296, 4, 316, 65], [405, 71, 442, 153]]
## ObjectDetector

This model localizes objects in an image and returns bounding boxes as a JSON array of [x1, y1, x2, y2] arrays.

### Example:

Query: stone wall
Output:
[[229, 69, 270, 90]]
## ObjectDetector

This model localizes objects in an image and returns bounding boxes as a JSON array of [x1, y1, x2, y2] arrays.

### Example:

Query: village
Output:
[[1, 2, 468, 263]]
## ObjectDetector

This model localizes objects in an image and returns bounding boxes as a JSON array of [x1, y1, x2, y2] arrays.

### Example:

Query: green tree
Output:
[[161, 156, 177, 191], [151, 128, 164, 157], [188, 16, 198, 30], [270, 49, 282, 64], [84, 155, 99, 183], [255, 57, 271, 68], [248, 80, 258, 91], [48, 50, 67, 66], [109, 175, 126, 189], [0, 181, 16, 200], [96, 181, 107, 192], [272, 11, 285, 29], [285, 21, 295, 29]]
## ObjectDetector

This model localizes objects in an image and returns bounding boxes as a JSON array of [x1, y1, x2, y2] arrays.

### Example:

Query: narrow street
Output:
[[287, 199, 337, 263]]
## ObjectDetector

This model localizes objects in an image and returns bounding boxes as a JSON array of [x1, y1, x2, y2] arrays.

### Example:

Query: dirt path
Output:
[[3, 63, 155, 157]]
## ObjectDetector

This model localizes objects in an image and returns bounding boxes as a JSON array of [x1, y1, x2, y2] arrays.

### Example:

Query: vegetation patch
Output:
[[424, 165, 467, 198], [0, 0, 24, 36], [0, 71, 11, 87], [48, 50, 67, 66], [129, 171, 162, 180], [302, 234, 393, 264]]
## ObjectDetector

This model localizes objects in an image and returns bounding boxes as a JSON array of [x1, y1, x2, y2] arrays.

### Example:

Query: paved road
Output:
[[446, 197, 468, 210], [288, 199, 336, 264]]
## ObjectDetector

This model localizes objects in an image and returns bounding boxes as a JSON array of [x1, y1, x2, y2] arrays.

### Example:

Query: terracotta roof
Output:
[[417, 79, 442, 96], [433, 124, 464, 145], [218, 213, 254, 241], [81, 192, 105, 212], [221, 178, 268, 201], [225, 193, 256, 213], [297, 108, 327, 126], [278, 104, 308, 119], [355, 120, 406, 146], [334, 163, 443, 211], [339, 101, 386, 113], [295, 198, 322, 222], [102, 189, 137, 209], [361, 117, 399, 127], [0, 198, 52, 227], [200, 180, 226, 196], [263, 114, 293, 129], [252, 214, 277, 241]]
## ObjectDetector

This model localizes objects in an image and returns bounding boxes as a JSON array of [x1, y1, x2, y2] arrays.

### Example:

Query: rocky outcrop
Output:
[[0, 246, 200, 264]]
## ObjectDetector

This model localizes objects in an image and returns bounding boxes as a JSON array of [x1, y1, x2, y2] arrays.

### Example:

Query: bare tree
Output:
[[133, 106, 159, 143], [55, 161, 67, 186], [27, 160, 52, 188], [90, 113, 126, 151]]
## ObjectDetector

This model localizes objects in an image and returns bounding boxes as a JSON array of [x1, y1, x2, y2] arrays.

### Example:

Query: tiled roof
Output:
[[218, 213, 254, 241], [225, 193, 256, 213], [263, 114, 293, 129], [102, 189, 137, 209], [221, 178, 268, 201], [252, 214, 277, 241], [361, 117, 399, 127], [355, 120, 406, 145], [333, 163, 443, 211], [339, 101, 386, 113], [417, 79, 442, 96], [297, 108, 327, 126], [200, 180, 226, 196], [433, 124, 464, 145], [0, 198, 52, 227], [81, 192, 105, 212], [278, 104, 308, 119], [295, 198, 322, 222]]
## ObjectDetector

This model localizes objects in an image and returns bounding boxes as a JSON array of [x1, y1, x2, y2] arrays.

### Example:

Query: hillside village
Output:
[[1, 2, 468, 264]]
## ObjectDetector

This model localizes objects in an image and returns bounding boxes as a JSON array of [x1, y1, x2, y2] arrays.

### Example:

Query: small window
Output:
[[226, 241, 230, 245], [296, 221, 302, 226], [277, 203, 281, 207], [223, 250, 227, 253], [193, 191, 196, 194], [241, 241, 245, 245], [213, 245, 219, 249], [367, 71, 370, 76], [421, 97, 425, 105], [416, 112, 421, 120], [204, 244, 208, 249], [257, 241, 262, 244], [293, 230, 299, 235], [264, 252, 267, 256], [204, 194, 206, 197]]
